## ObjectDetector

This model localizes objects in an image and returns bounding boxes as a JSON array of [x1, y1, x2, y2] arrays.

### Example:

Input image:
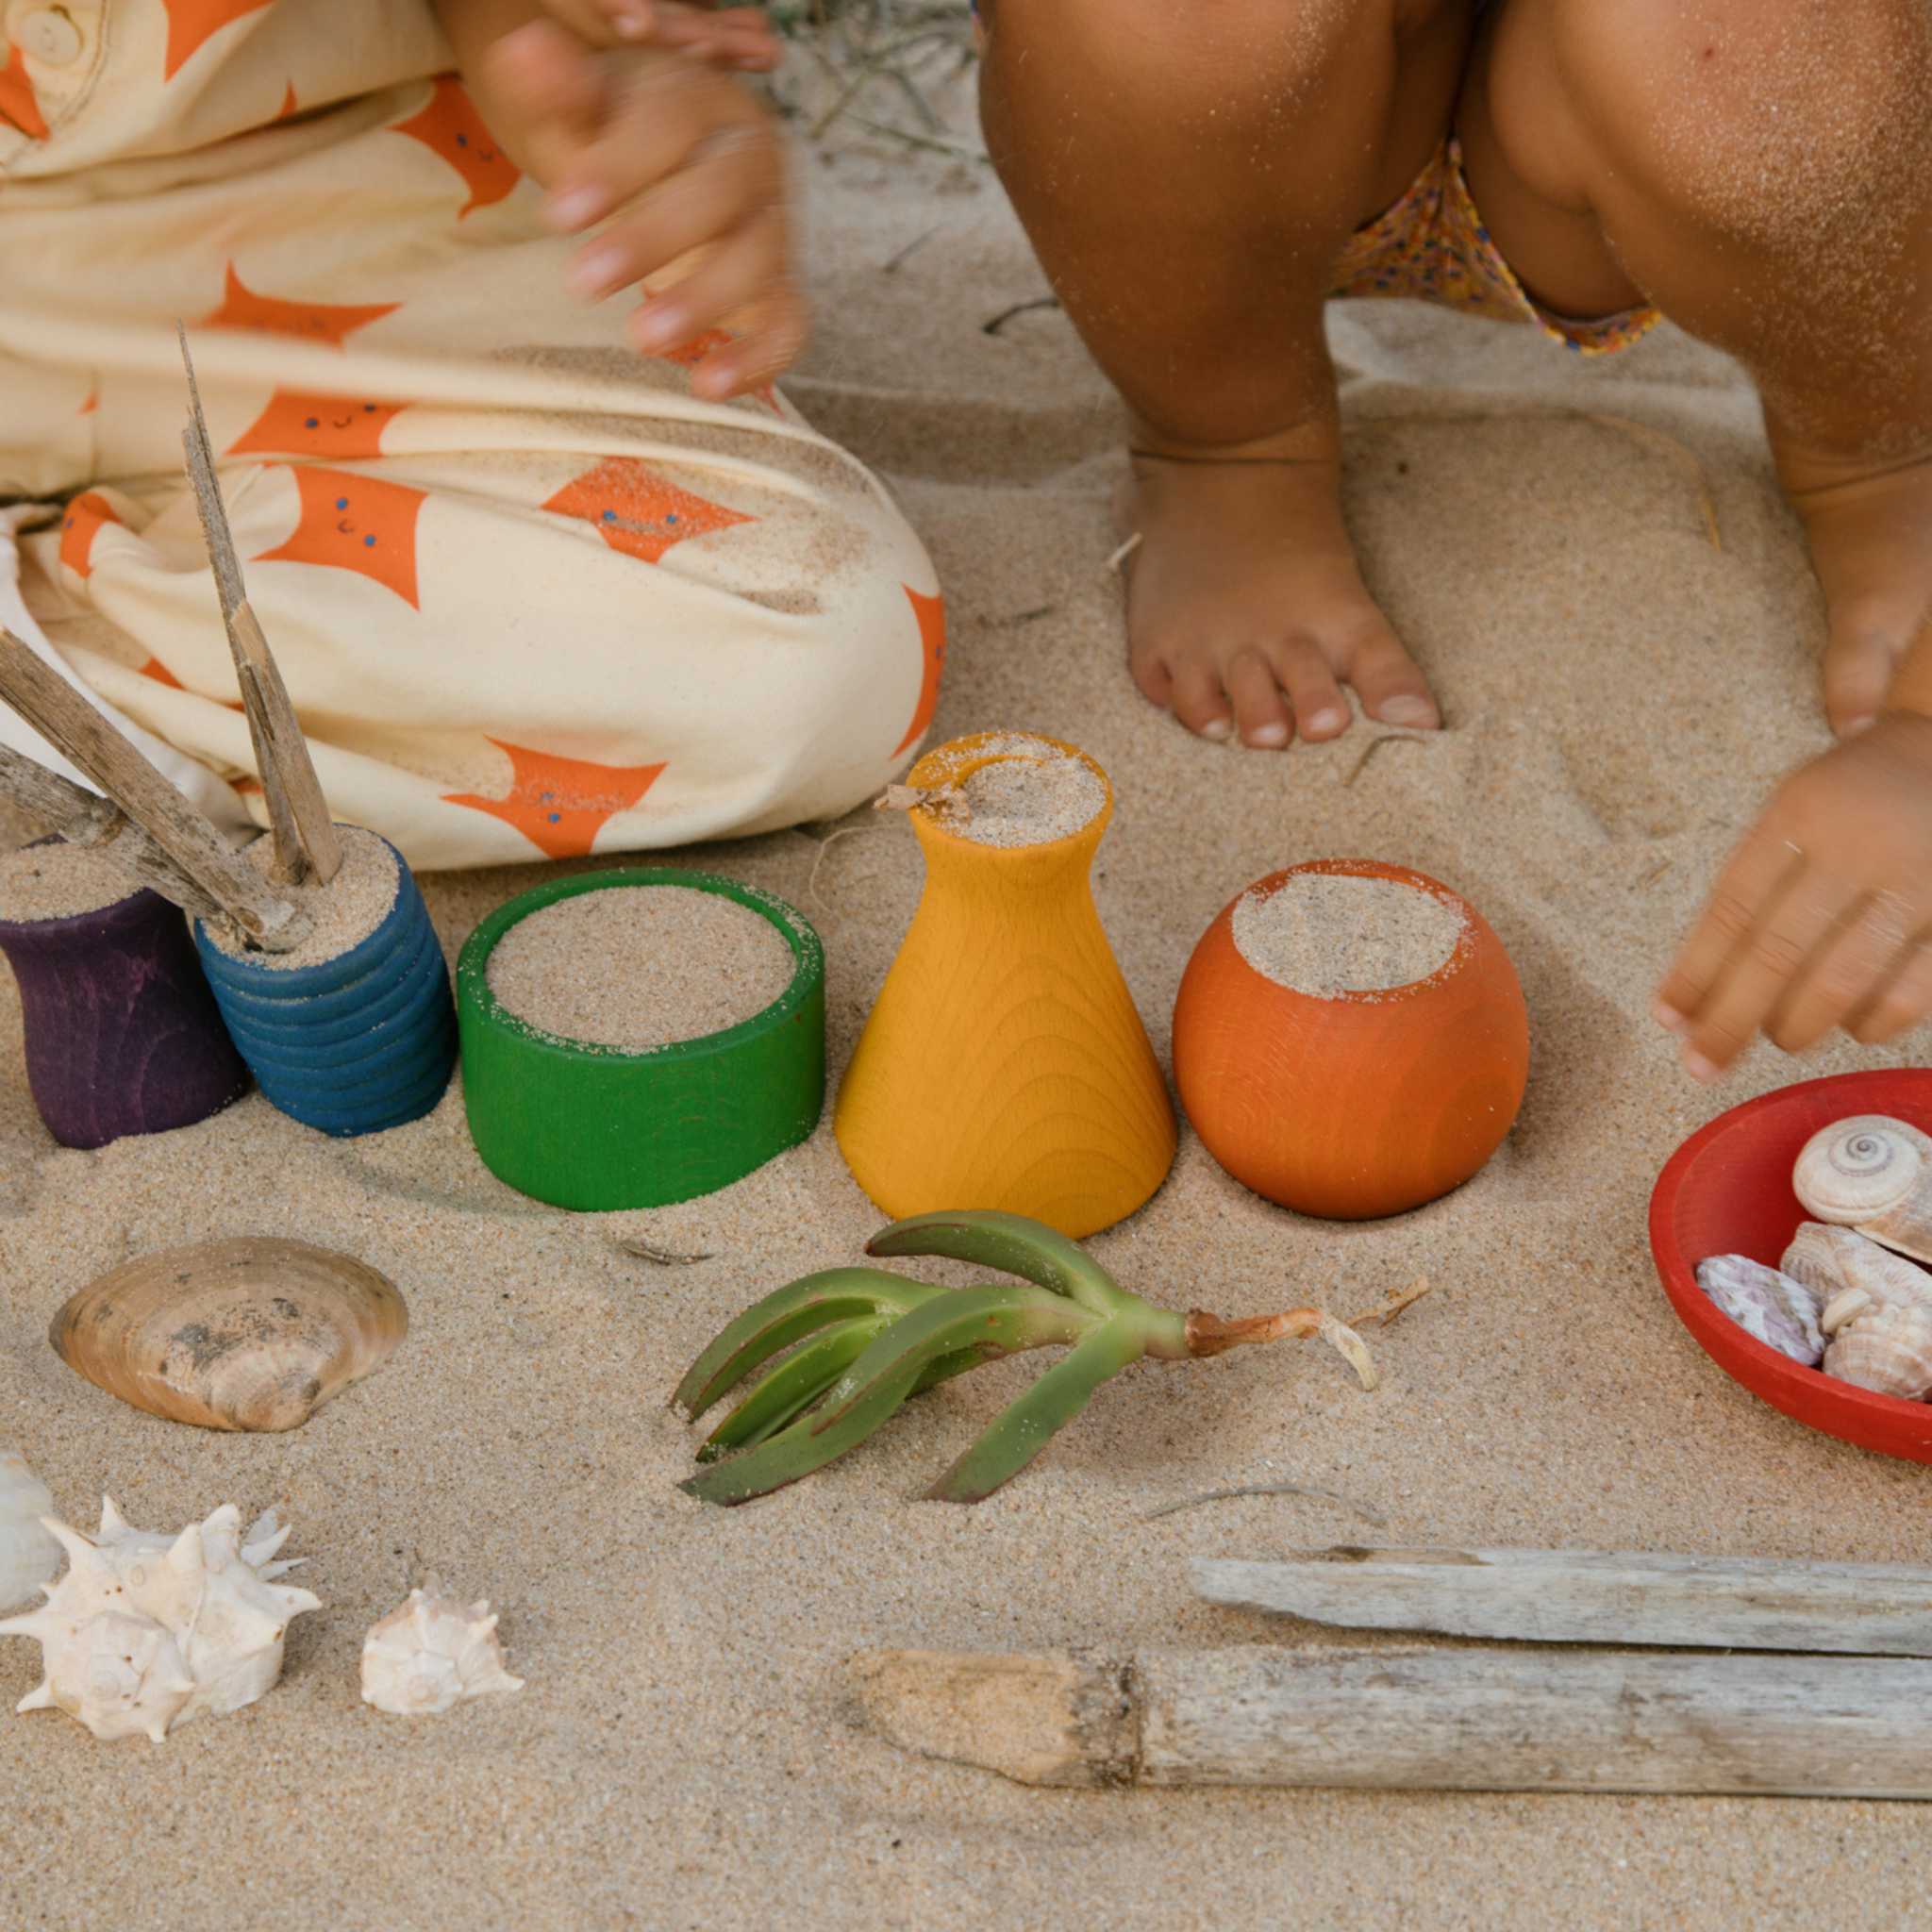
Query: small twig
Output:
[[1104, 533, 1143, 575], [1345, 1275, 1432, 1330], [1343, 732, 1427, 789], [882, 225, 941, 275], [983, 295, 1061, 338], [617, 1236, 716, 1267], [802, 821, 883, 913], [1143, 1482, 1389, 1526]]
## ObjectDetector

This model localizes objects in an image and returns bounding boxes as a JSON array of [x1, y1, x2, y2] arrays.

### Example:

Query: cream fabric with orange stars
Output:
[[0, 1, 945, 869]]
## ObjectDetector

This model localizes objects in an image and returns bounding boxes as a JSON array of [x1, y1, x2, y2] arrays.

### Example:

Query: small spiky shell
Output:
[[1792, 1116, 1932, 1264], [1780, 1223, 1932, 1335], [0, 1500, 320, 1742], [1695, 1255, 1824, 1366], [1822, 1304, 1932, 1402], [0, 1448, 58, 1614], [360, 1582, 523, 1717]]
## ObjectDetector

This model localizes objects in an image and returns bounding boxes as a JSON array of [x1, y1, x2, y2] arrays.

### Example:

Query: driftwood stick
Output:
[[847, 1646, 1932, 1798], [1192, 1546, 1932, 1657], [0, 742, 226, 920], [178, 325, 341, 889], [0, 626, 306, 948]]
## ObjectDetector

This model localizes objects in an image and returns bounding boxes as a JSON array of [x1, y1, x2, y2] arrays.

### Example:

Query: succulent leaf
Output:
[[867, 1211, 1135, 1320], [699, 1316, 888, 1461], [926, 1314, 1150, 1504], [672, 1268, 941, 1421]]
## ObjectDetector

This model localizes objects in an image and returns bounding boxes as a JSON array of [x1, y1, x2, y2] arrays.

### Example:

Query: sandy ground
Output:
[[6, 79, 1932, 1932]]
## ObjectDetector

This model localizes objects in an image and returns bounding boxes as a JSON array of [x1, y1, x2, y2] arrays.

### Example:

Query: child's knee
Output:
[[1550, 0, 1929, 236]]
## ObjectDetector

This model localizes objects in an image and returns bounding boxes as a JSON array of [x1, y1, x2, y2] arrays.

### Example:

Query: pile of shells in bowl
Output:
[[1698, 1114, 1932, 1401]]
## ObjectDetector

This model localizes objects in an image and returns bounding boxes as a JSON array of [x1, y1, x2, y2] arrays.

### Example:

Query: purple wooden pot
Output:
[[0, 879, 250, 1150]]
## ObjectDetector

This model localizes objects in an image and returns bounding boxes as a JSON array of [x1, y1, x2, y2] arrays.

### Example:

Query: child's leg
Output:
[[979, 0, 1474, 747], [1462, 0, 1932, 734]]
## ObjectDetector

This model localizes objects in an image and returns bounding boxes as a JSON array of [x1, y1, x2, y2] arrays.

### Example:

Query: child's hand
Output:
[[482, 16, 802, 400], [1656, 708, 1932, 1080], [540, 1, 780, 73]]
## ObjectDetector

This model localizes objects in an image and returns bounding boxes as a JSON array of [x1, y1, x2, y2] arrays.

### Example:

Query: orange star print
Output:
[[443, 740, 665, 859], [139, 657, 187, 691], [202, 264, 399, 347], [229, 391, 407, 459], [543, 459, 751, 565], [0, 41, 48, 140], [58, 493, 124, 579], [163, 0, 275, 81], [254, 467, 426, 608], [393, 77, 520, 217], [893, 587, 947, 756]]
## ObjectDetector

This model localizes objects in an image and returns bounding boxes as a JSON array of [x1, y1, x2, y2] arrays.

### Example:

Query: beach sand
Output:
[[5, 78, 1932, 1932]]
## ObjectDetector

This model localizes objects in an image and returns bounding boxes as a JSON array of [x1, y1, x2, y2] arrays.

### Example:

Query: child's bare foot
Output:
[[1118, 434, 1442, 750], [1781, 451, 1932, 739]]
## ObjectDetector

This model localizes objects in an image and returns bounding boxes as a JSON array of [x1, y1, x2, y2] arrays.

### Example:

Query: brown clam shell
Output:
[[50, 1238, 407, 1432]]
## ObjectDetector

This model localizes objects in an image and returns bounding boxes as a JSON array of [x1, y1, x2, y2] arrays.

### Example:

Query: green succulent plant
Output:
[[674, 1209, 1412, 1506]]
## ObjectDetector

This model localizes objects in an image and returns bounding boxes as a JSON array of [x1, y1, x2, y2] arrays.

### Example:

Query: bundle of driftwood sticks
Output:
[[849, 1544, 1932, 1799]]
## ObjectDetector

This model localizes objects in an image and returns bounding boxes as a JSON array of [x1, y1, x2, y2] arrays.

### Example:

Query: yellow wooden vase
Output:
[[835, 732, 1176, 1237]]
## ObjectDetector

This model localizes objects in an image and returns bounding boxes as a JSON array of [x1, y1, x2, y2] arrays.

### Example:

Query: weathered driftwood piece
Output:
[[1193, 1546, 1932, 1657], [0, 625, 306, 949], [178, 325, 341, 890], [0, 741, 224, 920], [847, 1646, 1932, 1798]]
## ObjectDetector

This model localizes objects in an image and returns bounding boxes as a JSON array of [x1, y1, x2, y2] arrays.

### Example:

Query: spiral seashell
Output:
[[1695, 1254, 1824, 1366], [1780, 1223, 1932, 1337], [1792, 1115, 1932, 1264], [361, 1581, 523, 1717], [1822, 1303, 1932, 1402]]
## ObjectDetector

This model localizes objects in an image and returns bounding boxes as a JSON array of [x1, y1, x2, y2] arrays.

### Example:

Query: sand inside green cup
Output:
[[486, 884, 796, 1048]]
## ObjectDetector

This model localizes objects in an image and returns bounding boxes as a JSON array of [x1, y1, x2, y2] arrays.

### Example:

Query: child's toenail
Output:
[[1842, 714, 1876, 738], [1306, 709, 1344, 737], [1652, 999, 1688, 1035], [1200, 718, 1232, 741], [1380, 696, 1435, 728], [1247, 723, 1289, 747]]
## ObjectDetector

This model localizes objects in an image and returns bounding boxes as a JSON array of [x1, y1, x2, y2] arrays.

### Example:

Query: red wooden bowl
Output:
[[1172, 860, 1530, 1220], [1649, 1068, 1932, 1464]]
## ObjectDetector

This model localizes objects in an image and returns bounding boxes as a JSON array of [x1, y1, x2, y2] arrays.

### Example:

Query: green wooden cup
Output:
[[457, 869, 826, 1211]]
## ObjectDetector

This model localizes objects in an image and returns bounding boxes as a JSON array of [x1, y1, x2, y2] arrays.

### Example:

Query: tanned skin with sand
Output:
[[977, 0, 1932, 1084]]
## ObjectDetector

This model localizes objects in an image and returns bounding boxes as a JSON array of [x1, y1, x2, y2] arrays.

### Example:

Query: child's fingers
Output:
[[568, 124, 782, 302], [1655, 822, 1803, 1036], [1767, 896, 1910, 1053], [485, 20, 609, 197], [681, 288, 810, 400], [627, 208, 790, 353], [546, 0, 781, 69], [1851, 933, 1932, 1043], [1674, 864, 1859, 1081]]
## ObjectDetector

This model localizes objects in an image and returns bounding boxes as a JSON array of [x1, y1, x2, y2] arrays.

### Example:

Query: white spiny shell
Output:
[[361, 1581, 524, 1717], [1822, 1304, 1932, 1402], [0, 1500, 320, 1741], [1695, 1254, 1824, 1365], [0, 1449, 58, 1613], [1780, 1222, 1932, 1335], [1792, 1115, 1932, 1264]]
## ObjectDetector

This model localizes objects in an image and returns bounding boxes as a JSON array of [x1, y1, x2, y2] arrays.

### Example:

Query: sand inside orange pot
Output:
[[1232, 872, 1466, 998]]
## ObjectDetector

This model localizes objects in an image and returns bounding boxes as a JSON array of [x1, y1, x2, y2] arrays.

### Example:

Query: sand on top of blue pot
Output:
[[193, 824, 457, 1138]]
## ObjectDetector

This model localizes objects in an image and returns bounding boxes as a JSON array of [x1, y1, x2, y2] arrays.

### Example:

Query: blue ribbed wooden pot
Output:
[[192, 835, 457, 1137]]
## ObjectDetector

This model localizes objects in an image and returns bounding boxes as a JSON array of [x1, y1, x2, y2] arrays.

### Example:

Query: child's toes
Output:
[[1171, 661, 1235, 742], [1272, 640, 1350, 742], [1822, 609, 1908, 736], [1226, 648, 1293, 748], [1345, 625, 1441, 731]]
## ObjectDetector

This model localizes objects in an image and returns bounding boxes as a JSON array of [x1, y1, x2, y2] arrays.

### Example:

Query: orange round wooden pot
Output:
[[1172, 860, 1529, 1221]]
